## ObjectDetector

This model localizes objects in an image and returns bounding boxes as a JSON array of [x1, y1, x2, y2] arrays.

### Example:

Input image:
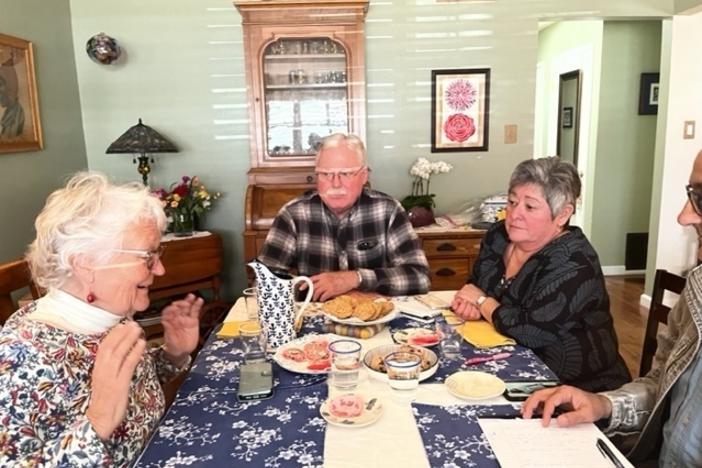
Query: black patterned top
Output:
[[470, 221, 631, 392]]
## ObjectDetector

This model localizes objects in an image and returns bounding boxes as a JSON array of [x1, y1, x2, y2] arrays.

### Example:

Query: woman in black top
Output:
[[452, 158, 630, 392]]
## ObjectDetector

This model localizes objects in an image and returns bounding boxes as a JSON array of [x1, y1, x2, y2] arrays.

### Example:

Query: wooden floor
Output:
[[605, 275, 647, 378]]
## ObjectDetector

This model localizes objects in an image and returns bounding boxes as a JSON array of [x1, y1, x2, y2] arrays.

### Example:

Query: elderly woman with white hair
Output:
[[452, 157, 630, 392], [0, 172, 202, 466]]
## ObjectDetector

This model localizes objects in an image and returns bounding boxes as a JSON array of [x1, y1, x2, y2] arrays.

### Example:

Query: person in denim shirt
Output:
[[523, 148, 702, 467]]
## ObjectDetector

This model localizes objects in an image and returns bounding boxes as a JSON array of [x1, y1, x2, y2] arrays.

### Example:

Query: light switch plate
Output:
[[684, 120, 696, 139], [504, 124, 517, 144]]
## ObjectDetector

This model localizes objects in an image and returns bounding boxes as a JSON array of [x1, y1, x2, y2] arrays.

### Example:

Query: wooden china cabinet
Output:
[[235, 0, 369, 185]]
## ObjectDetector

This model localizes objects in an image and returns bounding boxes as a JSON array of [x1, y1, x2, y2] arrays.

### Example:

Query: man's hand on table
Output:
[[521, 385, 612, 427], [306, 271, 360, 302]]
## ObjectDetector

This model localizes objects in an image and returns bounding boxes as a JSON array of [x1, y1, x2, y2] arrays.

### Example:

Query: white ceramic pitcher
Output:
[[247, 259, 314, 349]]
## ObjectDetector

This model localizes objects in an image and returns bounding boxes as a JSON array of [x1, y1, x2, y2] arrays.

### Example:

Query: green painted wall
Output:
[[66, 0, 674, 297], [590, 21, 661, 266], [0, 0, 87, 263]]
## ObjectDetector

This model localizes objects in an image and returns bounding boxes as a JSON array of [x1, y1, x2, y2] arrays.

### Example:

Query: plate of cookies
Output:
[[322, 294, 398, 326]]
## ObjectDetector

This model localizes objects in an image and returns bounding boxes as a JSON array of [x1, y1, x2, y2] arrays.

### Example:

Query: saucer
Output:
[[320, 394, 383, 428]]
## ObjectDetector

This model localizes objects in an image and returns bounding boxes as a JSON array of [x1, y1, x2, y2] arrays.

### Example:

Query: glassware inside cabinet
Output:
[[263, 38, 349, 158]]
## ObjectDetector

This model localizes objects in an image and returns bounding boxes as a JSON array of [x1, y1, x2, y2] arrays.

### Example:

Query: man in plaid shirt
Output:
[[258, 134, 430, 301]]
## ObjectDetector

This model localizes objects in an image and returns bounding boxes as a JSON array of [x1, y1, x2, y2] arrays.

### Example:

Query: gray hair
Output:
[[26, 172, 167, 289], [508, 157, 581, 218], [316, 133, 367, 166]]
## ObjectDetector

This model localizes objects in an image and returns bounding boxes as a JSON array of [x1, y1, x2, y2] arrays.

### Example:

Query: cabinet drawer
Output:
[[428, 258, 470, 291], [423, 238, 480, 258]]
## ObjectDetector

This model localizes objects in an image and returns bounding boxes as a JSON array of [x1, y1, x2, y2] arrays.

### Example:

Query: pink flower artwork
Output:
[[443, 114, 476, 143], [444, 79, 476, 111]]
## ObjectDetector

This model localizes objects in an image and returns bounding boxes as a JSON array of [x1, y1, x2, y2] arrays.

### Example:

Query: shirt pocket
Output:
[[350, 237, 385, 268]]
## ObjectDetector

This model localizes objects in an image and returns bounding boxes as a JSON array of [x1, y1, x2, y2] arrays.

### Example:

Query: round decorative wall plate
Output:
[[86, 33, 121, 65]]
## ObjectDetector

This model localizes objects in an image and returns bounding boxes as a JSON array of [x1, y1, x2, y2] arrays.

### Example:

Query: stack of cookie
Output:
[[322, 295, 394, 322]]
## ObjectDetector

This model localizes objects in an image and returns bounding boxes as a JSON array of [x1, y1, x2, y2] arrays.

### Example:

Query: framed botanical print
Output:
[[431, 68, 490, 152], [0, 33, 43, 154]]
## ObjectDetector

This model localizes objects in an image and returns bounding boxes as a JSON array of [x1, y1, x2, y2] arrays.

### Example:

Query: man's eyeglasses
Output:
[[112, 245, 165, 270], [314, 165, 366, 182], [686, 184, 702, 215]]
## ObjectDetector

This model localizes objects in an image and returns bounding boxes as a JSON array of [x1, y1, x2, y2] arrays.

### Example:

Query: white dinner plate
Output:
[[362, 343, 438, 382], [320, 394, 383, 428], [393, 327, 443, 347], [445, 371, 506, 400], [272, 333, 335, 375]]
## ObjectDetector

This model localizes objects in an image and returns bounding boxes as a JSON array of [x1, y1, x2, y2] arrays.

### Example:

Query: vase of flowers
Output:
[[401, 158, 453, 228], [155, 176, 221, 237]]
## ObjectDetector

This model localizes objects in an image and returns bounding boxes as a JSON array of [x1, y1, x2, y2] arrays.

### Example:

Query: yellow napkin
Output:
[[457, 320, 516, 348], [216, 321, 246, 339]]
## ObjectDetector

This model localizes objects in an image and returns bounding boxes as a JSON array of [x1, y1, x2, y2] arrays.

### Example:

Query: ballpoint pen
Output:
[[465, 352, 511, 365], [596, 438, 625, 468]]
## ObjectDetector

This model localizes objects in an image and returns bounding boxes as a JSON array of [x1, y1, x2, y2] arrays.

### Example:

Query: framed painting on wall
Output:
[[0, 32, 43, 154], [638, 72, 659, 115], [431, 68, 490, 152]]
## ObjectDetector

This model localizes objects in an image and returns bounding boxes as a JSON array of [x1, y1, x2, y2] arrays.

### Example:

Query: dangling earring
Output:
[[86, 293, 96, 303]]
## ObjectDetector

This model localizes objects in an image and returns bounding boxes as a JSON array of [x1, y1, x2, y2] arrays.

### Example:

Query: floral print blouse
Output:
[[0, 302, 184, 467]]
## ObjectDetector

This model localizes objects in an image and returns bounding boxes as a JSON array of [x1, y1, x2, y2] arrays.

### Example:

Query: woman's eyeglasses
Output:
[[112, 245, 165, 269], [314, 165, 367, 182], [686, 185, 702, 215]]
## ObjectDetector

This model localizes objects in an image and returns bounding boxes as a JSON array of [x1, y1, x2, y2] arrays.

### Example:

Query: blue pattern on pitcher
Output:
[[247, 259, 314, 349]]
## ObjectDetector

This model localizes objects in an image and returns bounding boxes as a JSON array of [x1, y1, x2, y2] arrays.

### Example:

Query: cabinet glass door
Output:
[[263, 38, 349, 158]]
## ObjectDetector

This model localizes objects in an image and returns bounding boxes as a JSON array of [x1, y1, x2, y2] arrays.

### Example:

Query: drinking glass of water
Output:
[[239, 321, 267, 363], [437, 320, 462, 359], [384, 352, 422, 390], [329, 339, 362, 390]]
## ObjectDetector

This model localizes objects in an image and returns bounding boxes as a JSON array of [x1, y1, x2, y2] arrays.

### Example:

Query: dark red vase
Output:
[[407, 206, 435, 228]]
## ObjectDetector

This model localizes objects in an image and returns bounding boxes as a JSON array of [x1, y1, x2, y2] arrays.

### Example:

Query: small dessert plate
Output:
[[320, 394, 383, 428], [393, 327, 443, 347], [445, 371, 506, 400]]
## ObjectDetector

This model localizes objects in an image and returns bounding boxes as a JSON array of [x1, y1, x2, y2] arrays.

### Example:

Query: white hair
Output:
[[316, 133, 367, 166], [26, 172, 167, 289]]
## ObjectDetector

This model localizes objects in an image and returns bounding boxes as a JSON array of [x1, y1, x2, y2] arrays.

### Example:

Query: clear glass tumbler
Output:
[[239, 321, 267, 363], [384, 351, 422, 390], [329, 339, 362, 390]]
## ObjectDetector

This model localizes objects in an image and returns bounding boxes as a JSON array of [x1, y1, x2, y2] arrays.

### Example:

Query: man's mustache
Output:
[[324, 188, 348, 197]]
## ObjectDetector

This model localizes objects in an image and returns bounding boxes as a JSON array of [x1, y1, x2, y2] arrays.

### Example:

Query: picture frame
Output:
[[638, 72, 659, 115], [562, 107, 573, 128], [0, 32, 43, 154], [431, 68, 490, 152]]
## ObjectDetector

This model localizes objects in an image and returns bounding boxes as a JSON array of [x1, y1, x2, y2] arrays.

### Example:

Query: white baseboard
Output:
[[640, 293, 651, 309], [602, 265, 645, 276]]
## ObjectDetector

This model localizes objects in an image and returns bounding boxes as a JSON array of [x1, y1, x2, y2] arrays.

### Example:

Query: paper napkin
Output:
[[458, 320, 516, 348]]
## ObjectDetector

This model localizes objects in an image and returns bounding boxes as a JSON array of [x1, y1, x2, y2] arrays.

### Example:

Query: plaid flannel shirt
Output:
[[258, 188, 430, 296]]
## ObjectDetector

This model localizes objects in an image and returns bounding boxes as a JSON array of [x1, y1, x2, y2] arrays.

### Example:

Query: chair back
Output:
[[639, 269, 686, 376], [0, 259, 40, 325]]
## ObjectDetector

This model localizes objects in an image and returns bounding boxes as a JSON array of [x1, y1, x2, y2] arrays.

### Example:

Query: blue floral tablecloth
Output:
[[412, 403, 521, 468], [389, 316, 558, 383], [136, 312, 556, 467]]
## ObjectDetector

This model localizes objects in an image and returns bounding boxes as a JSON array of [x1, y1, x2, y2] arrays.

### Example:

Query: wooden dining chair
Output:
[[639, 269, 686, 376], [0, 259, 41, 326]]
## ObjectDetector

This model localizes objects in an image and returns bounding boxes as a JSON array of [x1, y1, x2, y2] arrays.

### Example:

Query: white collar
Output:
[[28, 289, 123, 334]]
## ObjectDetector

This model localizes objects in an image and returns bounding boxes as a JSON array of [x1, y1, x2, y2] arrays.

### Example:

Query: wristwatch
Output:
[[475, 295, 488, 308]]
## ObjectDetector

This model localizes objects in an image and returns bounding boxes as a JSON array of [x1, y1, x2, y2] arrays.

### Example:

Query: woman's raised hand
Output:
[[87, 321, 146, 440], [161, 293, 203, 366]]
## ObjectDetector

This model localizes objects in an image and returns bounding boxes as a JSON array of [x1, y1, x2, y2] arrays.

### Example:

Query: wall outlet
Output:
[[684, 121, 696, 139], [504, 124, 517, 144]]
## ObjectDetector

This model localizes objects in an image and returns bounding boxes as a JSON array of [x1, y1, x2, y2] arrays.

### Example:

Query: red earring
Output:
[[86, 293, 96, 303]]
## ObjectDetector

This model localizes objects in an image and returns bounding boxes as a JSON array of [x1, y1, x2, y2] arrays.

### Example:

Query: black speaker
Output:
[[625, 232, 648, 270]]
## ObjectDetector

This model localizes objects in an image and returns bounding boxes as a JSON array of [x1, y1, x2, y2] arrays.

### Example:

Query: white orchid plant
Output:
[[402, 157, 453, 210]]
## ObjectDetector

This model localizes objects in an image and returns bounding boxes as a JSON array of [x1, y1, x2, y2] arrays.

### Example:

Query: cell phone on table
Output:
[[503, 380, 559, 401], [237, 361, 274, 401]]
